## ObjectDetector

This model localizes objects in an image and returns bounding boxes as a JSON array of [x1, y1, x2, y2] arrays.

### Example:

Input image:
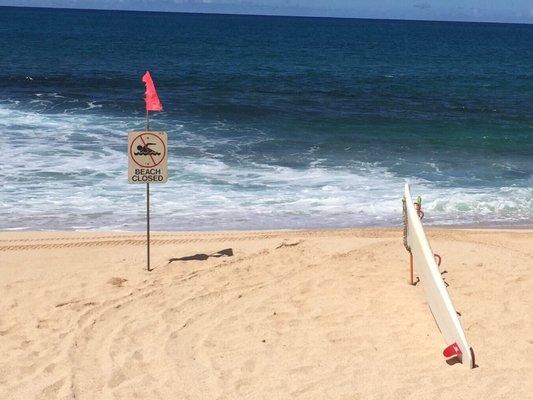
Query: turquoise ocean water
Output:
[[0, 7, 532, 230]]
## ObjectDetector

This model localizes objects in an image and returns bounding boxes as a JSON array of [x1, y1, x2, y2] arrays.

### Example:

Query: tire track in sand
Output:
[[0, 234, 280, 251], [0, 229, 398, 252]]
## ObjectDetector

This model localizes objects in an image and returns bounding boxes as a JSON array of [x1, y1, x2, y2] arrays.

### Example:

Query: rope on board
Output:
[[403, 194, 445, 286]]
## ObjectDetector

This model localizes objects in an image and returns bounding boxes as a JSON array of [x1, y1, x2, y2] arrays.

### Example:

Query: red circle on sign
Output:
[[129, 133, 167, 168]]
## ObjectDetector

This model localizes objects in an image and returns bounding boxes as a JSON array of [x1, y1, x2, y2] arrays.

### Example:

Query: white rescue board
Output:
[[404, 183, 474, 368]]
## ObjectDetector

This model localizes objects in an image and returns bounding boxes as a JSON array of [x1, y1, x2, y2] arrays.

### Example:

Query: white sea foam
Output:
[[1, 104, 531, 230], [85, 101, 102, 110]]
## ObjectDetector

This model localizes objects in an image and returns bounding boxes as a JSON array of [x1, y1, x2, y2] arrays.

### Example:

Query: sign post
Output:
[[147, 180, 150, 271], [128, 129, 168, 271], [131, 71, 165, 271], [146, 111, 150, 272]]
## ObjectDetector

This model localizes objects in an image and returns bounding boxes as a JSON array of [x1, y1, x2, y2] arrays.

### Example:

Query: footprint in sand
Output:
[[108, 277, 127, 287]]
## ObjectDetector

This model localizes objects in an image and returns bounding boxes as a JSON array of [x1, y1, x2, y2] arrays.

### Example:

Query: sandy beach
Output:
[[1, 228, 531, 399]]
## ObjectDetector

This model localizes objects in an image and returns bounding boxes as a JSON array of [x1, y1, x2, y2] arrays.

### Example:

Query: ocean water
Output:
[[0, 6, 532, 230]]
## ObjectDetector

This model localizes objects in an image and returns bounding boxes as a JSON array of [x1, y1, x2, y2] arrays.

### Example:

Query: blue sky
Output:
[[2, 0, 533, 23]]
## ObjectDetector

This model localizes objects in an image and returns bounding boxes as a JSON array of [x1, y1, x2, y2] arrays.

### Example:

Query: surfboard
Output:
[[404, 183, 474, 368]]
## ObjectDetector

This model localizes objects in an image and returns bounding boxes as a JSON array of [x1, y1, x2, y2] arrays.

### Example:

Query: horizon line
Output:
[[1, 5, 532, 26]]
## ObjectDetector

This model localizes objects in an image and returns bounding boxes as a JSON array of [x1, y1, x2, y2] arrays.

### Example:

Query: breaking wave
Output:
[[1, 103, 531, 230]]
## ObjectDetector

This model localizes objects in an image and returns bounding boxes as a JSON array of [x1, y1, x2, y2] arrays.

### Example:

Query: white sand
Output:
[[1, 228, 531, 399]]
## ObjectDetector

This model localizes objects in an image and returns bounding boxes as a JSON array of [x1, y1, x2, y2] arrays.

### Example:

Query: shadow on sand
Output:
[[168, 248, 234, 262]]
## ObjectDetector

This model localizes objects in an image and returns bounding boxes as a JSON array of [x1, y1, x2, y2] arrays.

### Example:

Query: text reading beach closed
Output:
[[128, 131, 168, 183]]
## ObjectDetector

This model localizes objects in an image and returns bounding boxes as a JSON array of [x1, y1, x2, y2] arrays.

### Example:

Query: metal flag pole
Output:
[[145, 109, 151, 271]]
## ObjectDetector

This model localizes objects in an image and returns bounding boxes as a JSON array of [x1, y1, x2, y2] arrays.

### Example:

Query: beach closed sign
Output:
[[128, 131, 168, 183]]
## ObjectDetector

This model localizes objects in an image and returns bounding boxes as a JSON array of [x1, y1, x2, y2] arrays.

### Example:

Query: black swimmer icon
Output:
[[134, 143, 161, 156], [129, 132, 167, 169]]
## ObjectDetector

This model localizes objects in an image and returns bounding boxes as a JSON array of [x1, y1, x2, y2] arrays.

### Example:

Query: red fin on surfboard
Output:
[[443, 342, 462, 358]]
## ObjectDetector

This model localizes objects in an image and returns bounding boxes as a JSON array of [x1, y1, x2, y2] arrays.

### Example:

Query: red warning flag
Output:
[[443, 342, 462, 358], [142, 71, 163, 112]]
